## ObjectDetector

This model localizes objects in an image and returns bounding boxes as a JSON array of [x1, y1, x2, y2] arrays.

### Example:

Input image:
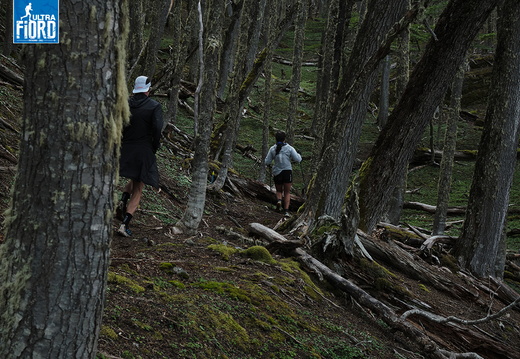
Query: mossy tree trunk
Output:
[[0, 1, 128, 357], [357, 0, 500, 233], [456, 0, 520, 279], [176, 0, 226, 234]]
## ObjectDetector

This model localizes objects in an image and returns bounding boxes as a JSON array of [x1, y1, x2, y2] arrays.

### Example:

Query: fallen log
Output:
[[404, 201, 466, 215], [248, 223, 520, 358], [226, 174, 305, 211], [293, 246, 500, 359], [403, 201, 520, 215]]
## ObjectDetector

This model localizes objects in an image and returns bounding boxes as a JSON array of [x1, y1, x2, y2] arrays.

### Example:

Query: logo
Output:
[[13, 0, 59, 44]]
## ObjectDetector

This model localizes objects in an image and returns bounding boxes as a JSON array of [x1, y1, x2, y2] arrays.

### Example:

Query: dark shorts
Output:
[[274, 170, 292, 185]]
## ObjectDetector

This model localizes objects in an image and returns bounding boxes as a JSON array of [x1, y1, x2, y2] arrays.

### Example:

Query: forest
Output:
[[0, 0, 520, 358]]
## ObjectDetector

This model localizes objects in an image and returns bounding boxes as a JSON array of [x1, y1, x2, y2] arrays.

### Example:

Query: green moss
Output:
[[168, 280, 186, 289], [202, 305, 251, 351], [440, 254, 459, 273], [100, 325, 118, 340], [418, 283, 430, 292], [313, 223, 340, 236], [107, 272, 145, 293], [374, 278, 411, 298], [207, 244, 239, 261], [193, 280, 251, 303], [360, 258, 397, 279], [159, 262, 176, 275], [132, 318, 153, 331], [241, 246, 276, 264]]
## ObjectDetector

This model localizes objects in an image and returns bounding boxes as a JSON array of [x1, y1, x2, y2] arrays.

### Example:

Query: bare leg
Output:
[[126, 180, 144, 215], [282, 183, 292, 210]]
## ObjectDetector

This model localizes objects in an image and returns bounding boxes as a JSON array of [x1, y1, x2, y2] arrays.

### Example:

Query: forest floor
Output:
[[0, 56, 519, 359], [94, 141, 520, 359]]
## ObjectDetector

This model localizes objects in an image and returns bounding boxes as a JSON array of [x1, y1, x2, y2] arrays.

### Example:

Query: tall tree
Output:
[[456, 0, 520, 278], [129, 0, 171, 79], [216, 0, 243, 99], [286, 0, 308, 143], [210, 2, 296, 190], [310, 0, 353, 171], [377, 55, 391, 129], [357, 0, 499, 233], [259, 0, 280, 183], [382, 0, 411, 225], [175, 0, 226, 234], [164, 0, 191, 127], [432, 60, 466, 235], [0, 1, 128, 357], [296, 0, 411, 233]]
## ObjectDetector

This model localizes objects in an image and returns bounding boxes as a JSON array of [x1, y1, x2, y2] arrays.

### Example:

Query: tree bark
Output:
[[432, 60, 466, 235], [0, 1, 128, 357], [286, 0, 307, 144], [176, 0, 226, 234], [456, 0, 520, 279], [211, 3, 297, 190], [377, 55, 390, 129], [310, 0, 353, 170], [298, 0, 412, 232], [258, 0, 279, 183], [357, 0, 500, 233]]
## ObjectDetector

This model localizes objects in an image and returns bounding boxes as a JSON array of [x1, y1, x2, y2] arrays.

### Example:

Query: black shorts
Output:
[[274, 170, 292, 185]]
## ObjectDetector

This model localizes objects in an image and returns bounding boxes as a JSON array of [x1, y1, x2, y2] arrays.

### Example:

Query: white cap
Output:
[[133, 76, 151, 93]]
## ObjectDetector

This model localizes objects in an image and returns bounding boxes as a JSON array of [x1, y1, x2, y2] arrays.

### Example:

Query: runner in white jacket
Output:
[[264, 131, 302, 215]]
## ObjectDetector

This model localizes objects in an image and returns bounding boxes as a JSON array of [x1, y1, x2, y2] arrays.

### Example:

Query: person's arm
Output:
[[290, 147, 302, 163], [152, 104, 163, 152]]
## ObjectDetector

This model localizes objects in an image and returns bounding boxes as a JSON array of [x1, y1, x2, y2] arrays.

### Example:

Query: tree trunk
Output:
[[394, 0, 410, 101], [211, 3, 297, 190], [140, 0, 171, 78], [127, 0, 145, 73], [259, 0, 279, 183], [310, 0, 353, 170], [377, 55, 390, 129], [298, 0, 411, 232], [176, 0, 225, 234], [357, 0, 500, 233], [286, 0, 307, 144], [432, 61, 466, 235], [216, 0, 242, 99], [382, 0, 411, 225], [164, 0, 190, 127], [456, 0, 520, 279], [0, 1, 128, 357]]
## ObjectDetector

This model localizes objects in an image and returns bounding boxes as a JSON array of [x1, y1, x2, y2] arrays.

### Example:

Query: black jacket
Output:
[[119, 94, 164, 188]]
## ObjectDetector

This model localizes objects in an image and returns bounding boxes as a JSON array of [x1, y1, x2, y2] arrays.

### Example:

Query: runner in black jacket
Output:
[[116, 76, 163, 237]]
